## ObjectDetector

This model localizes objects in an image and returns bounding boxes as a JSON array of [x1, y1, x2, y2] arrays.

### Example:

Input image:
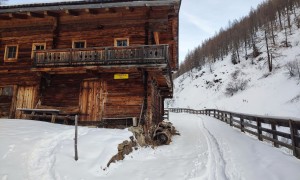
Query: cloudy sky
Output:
[[179, 0, 265, 62], [6, 0, 265, 62]]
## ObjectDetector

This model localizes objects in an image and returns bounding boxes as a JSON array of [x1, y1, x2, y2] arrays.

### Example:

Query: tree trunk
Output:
[[278, 9, 283, 30], [286, 7, 292, 34], [270, 21, 276, 45], [284, 20, 289, 47], [265, 30, 272, 72]]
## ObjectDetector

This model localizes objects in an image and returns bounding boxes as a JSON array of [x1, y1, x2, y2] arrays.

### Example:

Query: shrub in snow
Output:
[[225, 78, 248, 96], [231, 70, 241, 80], [231, 51, 238, 65], [285, 59, 300, 79], [252, 44, 260, 58]]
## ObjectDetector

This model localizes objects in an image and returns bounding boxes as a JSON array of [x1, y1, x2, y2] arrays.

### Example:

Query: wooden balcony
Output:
[[34, 45, 169, 68]]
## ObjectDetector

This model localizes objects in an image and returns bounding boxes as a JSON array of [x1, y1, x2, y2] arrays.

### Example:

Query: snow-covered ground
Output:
[[1, 113, 300, 180]]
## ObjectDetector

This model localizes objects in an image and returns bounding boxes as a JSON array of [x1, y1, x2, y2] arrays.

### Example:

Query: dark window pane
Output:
[[116, 40, 128, 47], [7, 46, 17, 59], [74, 42, 85, 48], [35, 45, 45, 50]]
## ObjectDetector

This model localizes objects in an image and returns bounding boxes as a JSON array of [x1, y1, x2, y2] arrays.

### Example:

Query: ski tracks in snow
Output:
[[26, 128, 88, 180], [187, 115, 242, 180], [200, 118, 228, 180]]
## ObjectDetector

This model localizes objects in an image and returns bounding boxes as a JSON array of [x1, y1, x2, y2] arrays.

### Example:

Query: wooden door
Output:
[[15, 85, 38, 119], [79, 80, 107, 121]]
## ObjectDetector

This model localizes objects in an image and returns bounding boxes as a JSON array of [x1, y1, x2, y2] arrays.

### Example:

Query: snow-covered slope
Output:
[[168, 23, 300, 118]]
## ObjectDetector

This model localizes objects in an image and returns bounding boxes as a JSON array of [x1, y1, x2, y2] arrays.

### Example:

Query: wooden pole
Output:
[[230, 113, 233, 126], [75, 115, 78, 161], [289, 120, 299, 158], [271, 123, 279, 148], [240, 116, 245, 132], [256, 118, 262, 141]]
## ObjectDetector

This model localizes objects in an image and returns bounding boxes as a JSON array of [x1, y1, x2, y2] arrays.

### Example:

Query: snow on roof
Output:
[[0, 0, 180, 13], [1, 0, 163, 8]]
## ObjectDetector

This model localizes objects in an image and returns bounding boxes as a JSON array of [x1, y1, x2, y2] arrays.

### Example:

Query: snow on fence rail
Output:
[[168, 108, 300, 159]]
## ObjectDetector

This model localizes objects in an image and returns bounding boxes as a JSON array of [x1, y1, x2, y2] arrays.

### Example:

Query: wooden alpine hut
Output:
[[0, 0, 181, 132]]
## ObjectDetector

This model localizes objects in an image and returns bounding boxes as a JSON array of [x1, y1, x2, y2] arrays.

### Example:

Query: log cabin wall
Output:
[[144, 73, 162, 132], [38, 72, 145, 123], [0, 0, 181, 130], [103, 72, 144, 119], [0, 18, 54, 67]]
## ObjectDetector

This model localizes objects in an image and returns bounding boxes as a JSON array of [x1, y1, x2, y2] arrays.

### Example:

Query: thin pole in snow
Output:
[[75, 115, 78, 161]]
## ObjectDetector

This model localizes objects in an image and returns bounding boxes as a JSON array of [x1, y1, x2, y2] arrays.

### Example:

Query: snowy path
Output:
[[1, 114, 300, 180], [102, 113, 300, 180]]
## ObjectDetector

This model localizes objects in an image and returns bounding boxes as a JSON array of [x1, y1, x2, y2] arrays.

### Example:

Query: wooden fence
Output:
[[168, 108, 300, 159]]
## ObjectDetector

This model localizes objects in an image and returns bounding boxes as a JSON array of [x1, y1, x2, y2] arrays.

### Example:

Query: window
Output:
[[32, 43, 46, 58], [72, 40, 86, 49], [114, 38, 129, 47], [4, 45, 18, 61]]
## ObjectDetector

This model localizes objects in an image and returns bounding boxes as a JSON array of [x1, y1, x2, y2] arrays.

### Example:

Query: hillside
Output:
[[168, 10, 300, 118]]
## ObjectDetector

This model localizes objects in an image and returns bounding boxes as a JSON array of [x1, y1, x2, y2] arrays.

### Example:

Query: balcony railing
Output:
[[34, 45, 169, 67]]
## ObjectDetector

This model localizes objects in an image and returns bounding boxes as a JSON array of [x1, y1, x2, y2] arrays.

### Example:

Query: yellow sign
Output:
[[114, 74, 129, 80]]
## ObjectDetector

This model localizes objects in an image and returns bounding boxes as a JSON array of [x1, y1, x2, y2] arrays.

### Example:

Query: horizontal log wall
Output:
[[0, 6, 178, 70], [168, 108, 300, 159], [104, 72, 144, 119]]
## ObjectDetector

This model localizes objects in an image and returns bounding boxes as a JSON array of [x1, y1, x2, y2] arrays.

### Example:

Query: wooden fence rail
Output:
[[168, 108, 300, 159]]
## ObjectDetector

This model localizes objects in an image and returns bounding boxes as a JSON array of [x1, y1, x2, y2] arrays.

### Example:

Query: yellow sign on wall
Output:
[[114, 74, 129, 80]]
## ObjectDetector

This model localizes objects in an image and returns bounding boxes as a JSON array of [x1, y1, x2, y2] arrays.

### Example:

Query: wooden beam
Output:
[[9, 13, 28, 19], [125, 7, 134, 12], [0, 15, 11, 20], [65, 10, 80, 16], [105, 8, 116, 13], [27, 12, 45, 18], [44, 11, 59, 17], [85, 8, 99, 15], [153, 31, 160, 45]]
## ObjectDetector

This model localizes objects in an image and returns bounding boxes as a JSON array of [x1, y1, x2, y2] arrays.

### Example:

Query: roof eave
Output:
[[0, 0, 181, 14]]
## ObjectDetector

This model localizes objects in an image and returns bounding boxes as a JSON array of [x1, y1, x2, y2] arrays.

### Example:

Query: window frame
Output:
[[4, 45, 19, 62], [114, 38, 129, 47], [72, 40, 87, 49], [31, 43, 46, 59]]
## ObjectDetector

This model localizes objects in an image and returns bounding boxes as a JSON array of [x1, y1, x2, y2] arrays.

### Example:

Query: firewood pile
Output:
[[153, 121, 179, 145]]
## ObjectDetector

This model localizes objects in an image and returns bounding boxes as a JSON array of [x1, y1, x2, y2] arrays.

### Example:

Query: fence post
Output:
[[289, 120, 299, 159], [220, 112, 223, 121], [225, 113, 228, 124], [256, 118, 262, 141], [209, 110, 211, 116], [230, 113, 233, 126], [240, 116, 245, 132], [214, 110, 216, 118], [271, 123, 279, 148]]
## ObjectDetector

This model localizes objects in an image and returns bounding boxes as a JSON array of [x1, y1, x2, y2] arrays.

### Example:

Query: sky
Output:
[[179, 0, 265, 62], [5, 0, 266, 62]]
